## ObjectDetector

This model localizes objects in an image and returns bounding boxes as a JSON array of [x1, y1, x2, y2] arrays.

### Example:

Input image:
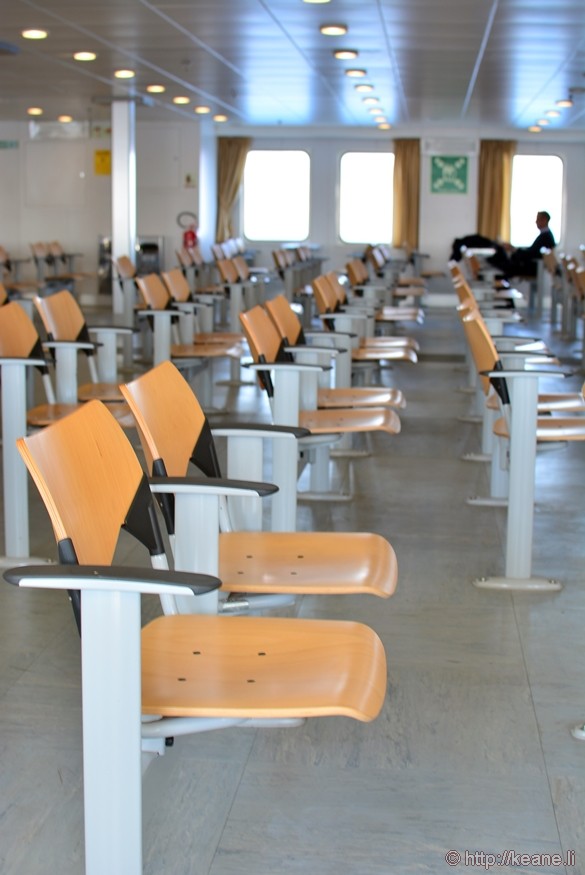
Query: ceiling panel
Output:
[[0, 0, 582, 132]]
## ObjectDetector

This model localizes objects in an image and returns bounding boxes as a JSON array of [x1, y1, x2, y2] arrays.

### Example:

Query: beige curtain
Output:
[[215, 137, 252, 242], [477, 140, 516, 241], [392, 139, 420, 251]]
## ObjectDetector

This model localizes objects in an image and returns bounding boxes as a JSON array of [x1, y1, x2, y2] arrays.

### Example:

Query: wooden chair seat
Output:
[[317, 386, 406, 409], [350, 345, 418, 363], [299, 406, 400, 435], [218, 531, 397, 596], [359, 335, 420, 351], [27, 402, 83, 428], [170, 341, 244, 359], [141, 614, 386, 721], [494, 415, 585, 442], [376, 307, 425, 324]]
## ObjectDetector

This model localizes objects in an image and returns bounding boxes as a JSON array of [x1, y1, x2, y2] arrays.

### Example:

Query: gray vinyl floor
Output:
[[0, 288, 584, 874]]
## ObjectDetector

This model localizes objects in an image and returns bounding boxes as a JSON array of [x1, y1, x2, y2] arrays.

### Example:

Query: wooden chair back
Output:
[[34, 289, 86, 342], [120, 361, 215, 479], [114, 255, 137, 281], [311, 275, 337, 315], [239, 304, 285, 365], [324, 272, 349, 306], [232, 255, 251, 282], [135, 273, 172, 310], [460, 310, 502, 398], [346, 258, 368, 287], [16, 400, 153, 565], [216, 258, 239, 284], [0, 300, 44, 358], [264, 295, 304, 346], [162, 267, 191, 303], [0, 282, 8, 306], [272, 250, 288, 272]]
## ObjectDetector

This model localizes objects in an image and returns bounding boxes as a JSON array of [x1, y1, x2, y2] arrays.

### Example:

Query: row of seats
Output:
[[0, 252, 418, 871], [448, 261, 585, 591]]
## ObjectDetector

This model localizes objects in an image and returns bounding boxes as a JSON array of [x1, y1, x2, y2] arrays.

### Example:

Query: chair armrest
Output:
[[305, 330, 357, 341], [4, 564, 220, 598], [150, 476, 278, 498], [482, 369, 568, 380], [0, 356, 46, 367], [88, 325, 134, 337], [498, 351, 559, 365], [212, 423, 310, 440], [245, 361, 328, 374], [42, 340, 95, 352]]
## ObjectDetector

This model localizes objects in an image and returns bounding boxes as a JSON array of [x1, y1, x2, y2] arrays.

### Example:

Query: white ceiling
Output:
[[1, 0, 585, 133]]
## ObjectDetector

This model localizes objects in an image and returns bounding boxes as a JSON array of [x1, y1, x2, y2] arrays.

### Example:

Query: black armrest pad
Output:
[[150, 475, 279, 498], [4, 564, 220, 596]]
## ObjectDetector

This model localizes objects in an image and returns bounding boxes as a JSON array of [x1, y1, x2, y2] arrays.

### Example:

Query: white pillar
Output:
[[111, 99, 137, 316]]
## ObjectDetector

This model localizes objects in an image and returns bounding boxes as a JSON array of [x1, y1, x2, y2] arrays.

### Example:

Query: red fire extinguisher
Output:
[[183, 224, 197, 249], [178, 211, 199, 249]]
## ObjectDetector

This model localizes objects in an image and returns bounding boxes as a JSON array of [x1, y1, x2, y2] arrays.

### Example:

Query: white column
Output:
[[111, 99, 137, 316]]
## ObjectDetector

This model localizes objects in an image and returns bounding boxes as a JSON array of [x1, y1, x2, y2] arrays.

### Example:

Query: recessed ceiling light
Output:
[[194, 105, 211, 114], [213, 114, 228, 123], [58, 115, 73, 123], [362, 96, 379, 105], [303, 0, 331, 3], [147, 84, 166, 94], [320, 24, 348, 36], [173, 96, 190, 105], [536, 118, 549, 126], [333, 49, 358, 60], [355, 83, 374, 93], [27, 107, 43, 116], [21, 29, 48, 40], [528, 125, 542, 133], [555, 98, 573, 108], [114, 69, 135, 79], [546, 109, 560, 118], [369, 107, 384, 115], [345, 68, 367, 78], [378, 123, 392, 131], [73, 51, 96, 62]]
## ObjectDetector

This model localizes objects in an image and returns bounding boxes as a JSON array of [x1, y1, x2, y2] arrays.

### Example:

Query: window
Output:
[[243, 150, 310, 241], [339, 151, 394, 244], [510, 155, 563, 246]]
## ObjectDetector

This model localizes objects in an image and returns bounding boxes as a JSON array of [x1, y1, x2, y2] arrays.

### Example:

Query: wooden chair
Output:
[[0, 300, 82, 428], [121, 360, 398, 611], [7, 398, 387, 875], [322, 272, 421, 348], [135, 272, 243, 365], [161, 267, 242, 343], [0, 301, 83, 562], [29, 241, 80, 293], [239, 304, 401, 499], [346, 258, 426, 313], [264, 293, 406, 409], [311, 275, 419, 367], [460, 308, 585, 592], [33, 289, 133, 403]]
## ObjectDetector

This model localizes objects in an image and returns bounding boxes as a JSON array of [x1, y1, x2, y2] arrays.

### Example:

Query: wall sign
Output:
[[431, 155, 468, 194], [94, 149, 111, 175]]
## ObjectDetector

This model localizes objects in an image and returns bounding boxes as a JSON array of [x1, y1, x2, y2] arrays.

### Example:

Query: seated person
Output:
[[488, 211, 555, 279]]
